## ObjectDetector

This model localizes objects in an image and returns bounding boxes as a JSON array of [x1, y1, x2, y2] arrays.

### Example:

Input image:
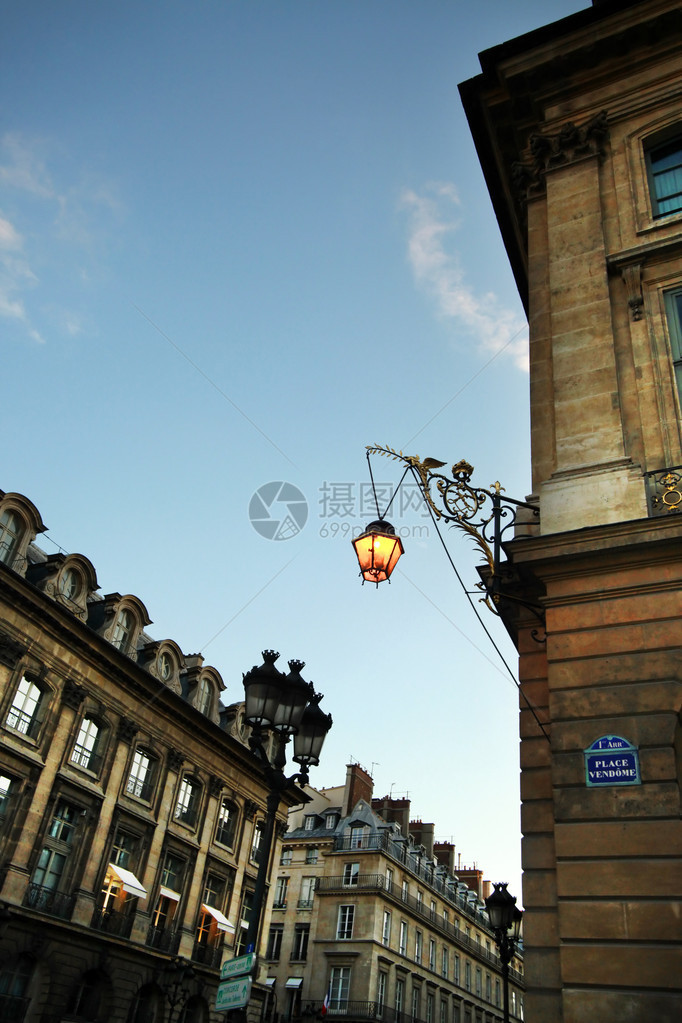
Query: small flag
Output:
[[321, 992, 330, 1016]]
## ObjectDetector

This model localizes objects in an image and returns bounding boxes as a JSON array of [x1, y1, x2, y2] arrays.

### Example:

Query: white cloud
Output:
[[0, 210, 44, 343], [401, 183, 528, 372], [0, 133, 55, 199]]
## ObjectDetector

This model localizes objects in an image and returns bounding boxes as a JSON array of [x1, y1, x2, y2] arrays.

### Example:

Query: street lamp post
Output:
[[160, 956, 196, 1023], [241, 650, 332, 954], [485, 883, 523, 1023]]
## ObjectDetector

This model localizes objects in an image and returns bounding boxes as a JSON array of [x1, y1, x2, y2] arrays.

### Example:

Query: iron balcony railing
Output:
[[191, 940, 223, 968], [23, 883, 75, 920], [91, 904, 135, 938], [70, 745, 103, 774], [301, 1002, 425, 1023], [316, 874, 524, 986], [331, 835, 500, 932], [146, 922, 181, 953]]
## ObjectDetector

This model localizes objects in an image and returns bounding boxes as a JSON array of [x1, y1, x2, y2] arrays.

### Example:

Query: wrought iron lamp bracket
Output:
[[367, 445, 543, 623]]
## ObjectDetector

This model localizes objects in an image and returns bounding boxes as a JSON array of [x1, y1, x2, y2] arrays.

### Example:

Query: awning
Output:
[[159, 886, 182, 902], [107, 863, 147, 900], [202, 903, 235, 933], [286, 979, 303, 989], [266, 979, 276, 987]]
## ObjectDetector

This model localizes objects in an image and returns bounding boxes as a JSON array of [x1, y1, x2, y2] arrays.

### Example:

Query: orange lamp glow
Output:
[[352, 519, 404, 585]]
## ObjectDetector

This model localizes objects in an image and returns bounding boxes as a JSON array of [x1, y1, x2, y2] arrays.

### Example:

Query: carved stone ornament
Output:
[[0, 631, 25, 668], [276, 820, 289, 840], [621, 263, 644, 321], [244, 800, 260, 821], [512, 110, 609, 204], [210, 775, 225, 798], [117, 717, 139, 744], [167, 750, 184, 773], [62, 679, 87, 710]]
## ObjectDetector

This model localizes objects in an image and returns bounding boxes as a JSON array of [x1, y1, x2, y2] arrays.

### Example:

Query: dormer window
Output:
[[0, 509, 23, 566], [196, 676, 213, 715], [59, 567, 82, 602], [157, 652, 173, 682], [111, 609, 134, 652], [304, 816, 316, 831], [325, 813, 337, 829]]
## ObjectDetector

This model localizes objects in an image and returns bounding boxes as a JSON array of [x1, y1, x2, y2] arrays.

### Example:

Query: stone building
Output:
[[0, 488, 302, 1022], [264, 764, 524, 1023], [459, 1, 682, 1020]]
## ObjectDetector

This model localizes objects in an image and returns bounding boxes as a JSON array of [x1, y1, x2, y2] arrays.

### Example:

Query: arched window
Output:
[[215, 798, 237, 848], [128, 984, 163, 1023], [6, 676, 47, 738], [196, 677, 213, 715], [126, 748, 157, 801], [111, 609, 134, 652], [71, 716, 102, 772], [0, 953, 35, 1017], [67, 970, 109, 1022], [59, 566, 82, 602], [0, 509, 23, 565], [174, 777, 200, 828]]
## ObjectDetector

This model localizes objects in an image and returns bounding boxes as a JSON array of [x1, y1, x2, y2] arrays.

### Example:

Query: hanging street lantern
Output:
[[351, 519, 404, 585]]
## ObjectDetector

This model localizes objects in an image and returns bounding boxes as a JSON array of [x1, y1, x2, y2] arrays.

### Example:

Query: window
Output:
[[291, 923, 309, 960], [485, 974, 491, 1002], [235, 889, 254, 956], [443, 909, 449, 928], [440, 1000, 448, 1023], [299, 876, 315, 908], [399, 920, 408, 955], [304, 815, 316, 831], [111, 829, 138, 871], [511, 992, 517, 1016], [665, 287, 682, 402], [386, 867, 394, 892], [305, 846, 318, 864], [27, 799, 78, 913], [280, 847, 292, 866], [495, 980, 501, 1008], [454, 955, 460, 985], [266, 924, 283, 960], [152, 852, 184, 933], [415, 929, 423, 964], [416, 890, 423, 911], [0, 509, 23, 565], [465, 961, 471, 992], [337, 904, 354, 939], [382, 910, 391, 946], [59, 566, 82, 602], [329, 966, 350, 1012], [174, 777, 200, 827], [396, 979, 405, 1018], [251, 822, 263, 863], [647, 135, 682, 217], [274, 876, 289, 908], [430, 899, 437, 920], [401, 879, 409, 902], [127, 749, 155, 801], [111, 608, 134, 652], [6, 676, 45, 737], [442, 946, 449, 979], [429, 938, 436, 970], [377, 972, 387, 1017], [426, 994, 434, 1023], [411, 987, 421, 1021], [343, 861, 360, 886], [349, 825, 365, 849], [476, 967, 482, 998], [325, 813, 337, 829], [195, 676, 213, 715], [71, 716, 101, 771], [0, 774, 14, 820], [215, 798, 237, 847]]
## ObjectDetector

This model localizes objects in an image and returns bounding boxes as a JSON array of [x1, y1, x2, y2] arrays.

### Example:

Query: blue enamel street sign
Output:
[[584, 735, 641, 787]]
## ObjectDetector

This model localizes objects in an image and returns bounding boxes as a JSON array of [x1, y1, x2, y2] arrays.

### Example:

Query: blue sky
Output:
[[2, 0, 586, 899]]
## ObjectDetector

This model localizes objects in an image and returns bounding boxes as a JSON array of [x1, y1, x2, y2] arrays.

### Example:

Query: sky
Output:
[[1, 0, 587, 902]]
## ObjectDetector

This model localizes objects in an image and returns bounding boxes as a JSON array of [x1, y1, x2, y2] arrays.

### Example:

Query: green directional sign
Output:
[[220, 952, 256, 981], [216, 976, 252, 1011]]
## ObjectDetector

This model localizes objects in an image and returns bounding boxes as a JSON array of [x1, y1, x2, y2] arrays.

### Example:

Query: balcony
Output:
[[146, 923, 181, 953], [302, 1002, 424, 1023], [91, 904, 135, 938], [191, 940, 223, 968], [23, 883, 75, 920]]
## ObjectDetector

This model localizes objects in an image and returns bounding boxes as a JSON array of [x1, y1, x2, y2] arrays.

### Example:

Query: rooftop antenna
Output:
[[370, 762, 380, 778]]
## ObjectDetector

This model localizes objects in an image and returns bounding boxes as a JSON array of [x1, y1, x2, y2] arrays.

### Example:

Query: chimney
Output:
[[372, 795, 411, 833], [433, 841, 457, 873], [409, 820, 435, 858], [342, 763, 374, 815]]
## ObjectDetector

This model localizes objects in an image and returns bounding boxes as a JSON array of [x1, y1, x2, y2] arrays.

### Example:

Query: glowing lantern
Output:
[[351, 519, 404, 585]]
